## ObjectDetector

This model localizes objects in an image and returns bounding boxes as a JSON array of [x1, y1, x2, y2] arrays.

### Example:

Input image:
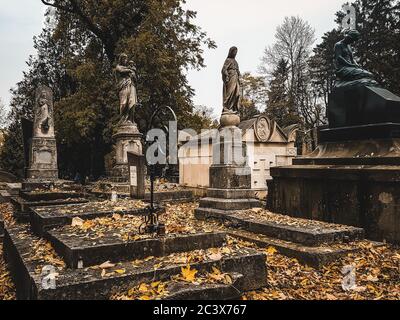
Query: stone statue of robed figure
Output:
[[115, 53, 138, 124], [111, 53, 143, 183], [220, 47, 242, 128]]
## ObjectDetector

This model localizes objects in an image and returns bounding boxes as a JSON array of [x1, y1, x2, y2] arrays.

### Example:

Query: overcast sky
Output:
[[0, 0, 345, 116]]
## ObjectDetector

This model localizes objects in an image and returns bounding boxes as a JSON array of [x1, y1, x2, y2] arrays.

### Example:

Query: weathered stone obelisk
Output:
[[26, 85, 58, 182]]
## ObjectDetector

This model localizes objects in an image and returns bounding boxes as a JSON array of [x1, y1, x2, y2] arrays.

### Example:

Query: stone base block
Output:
[[112, 122, 143, 183], [269, 165, 400, 244], [207, 188, 256, 199], [27, 137, 58, 180], [209, 165, 252, 189]]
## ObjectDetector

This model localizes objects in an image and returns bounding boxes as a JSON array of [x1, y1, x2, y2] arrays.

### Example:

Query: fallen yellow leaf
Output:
[[115, 269, 126, 275], [181, 265, 198, 282], [266, 247, 278, 255]]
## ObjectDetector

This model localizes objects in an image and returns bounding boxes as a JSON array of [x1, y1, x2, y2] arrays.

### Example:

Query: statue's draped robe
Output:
[[334, 42, 378, 88], [222, 58, 241, 113], [116, 66, 138, 120]]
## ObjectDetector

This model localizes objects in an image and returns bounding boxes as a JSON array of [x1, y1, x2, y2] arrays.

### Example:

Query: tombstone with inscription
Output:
[[26, 86, 59, 181], [127, 152, 146, 199]]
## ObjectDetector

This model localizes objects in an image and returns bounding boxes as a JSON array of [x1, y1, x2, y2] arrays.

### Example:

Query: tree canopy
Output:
[[1, 0, 215, 178]]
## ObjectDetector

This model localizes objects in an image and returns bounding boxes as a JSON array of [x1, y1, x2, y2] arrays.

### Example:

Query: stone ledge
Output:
[[199, 198, 262, 211], [207, 188, 256, 199], [47, 231, 227, 269], [271, 165, 400, 182]]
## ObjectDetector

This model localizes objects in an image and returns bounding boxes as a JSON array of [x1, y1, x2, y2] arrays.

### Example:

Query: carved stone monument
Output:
[[268, 30, 400, 244], [26, 86, 58, 181], [111, 53, 143, 182], [195, 47, 261, 220]]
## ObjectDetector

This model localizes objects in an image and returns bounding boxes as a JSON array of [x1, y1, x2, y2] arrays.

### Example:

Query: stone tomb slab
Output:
[[48, 230, 226, 269], [20, 190, 85, 202], [90, 189, 195, 203], [4, 224, 267, 300], [228, 229, 376, 269], [10, 196, 89, 222], [30, 200, 155, 236], [195, 208, 364, 247]]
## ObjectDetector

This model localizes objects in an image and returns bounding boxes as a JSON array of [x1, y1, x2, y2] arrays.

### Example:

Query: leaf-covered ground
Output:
[[0, 202, 399, 300]]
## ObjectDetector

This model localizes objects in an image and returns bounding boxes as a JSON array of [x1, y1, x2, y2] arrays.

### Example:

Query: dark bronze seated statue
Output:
[[328, 30, 400, 128], [334, 30, 378, 88]]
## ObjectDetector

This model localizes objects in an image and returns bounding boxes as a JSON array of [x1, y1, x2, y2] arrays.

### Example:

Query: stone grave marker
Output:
[[127, 152, 146, 199]]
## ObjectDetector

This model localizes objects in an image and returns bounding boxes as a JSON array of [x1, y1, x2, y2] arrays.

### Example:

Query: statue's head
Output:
[[228, 46, 238, 59], [118, 53, 128, 65], [344, 29, 361, 44]]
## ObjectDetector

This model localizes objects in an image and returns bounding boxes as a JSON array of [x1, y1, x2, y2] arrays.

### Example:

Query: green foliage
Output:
[[240, 72, 267, 121], [1, 0, 215, 178], [308, 29, 342, 108], [266, 59, 300, 128], [184, 105, 217, 133]]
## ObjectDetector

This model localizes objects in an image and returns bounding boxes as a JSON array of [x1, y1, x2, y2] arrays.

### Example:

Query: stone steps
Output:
[[4, 224, 267, 300], [47, 231, 226, 269], [195, 208, 364, 247]]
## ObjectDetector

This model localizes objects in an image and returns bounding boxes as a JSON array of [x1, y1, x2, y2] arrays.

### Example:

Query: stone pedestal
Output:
[[195, 114, 261, 218], [111, 121, 143, 183], [26, 137, 58, 181]]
